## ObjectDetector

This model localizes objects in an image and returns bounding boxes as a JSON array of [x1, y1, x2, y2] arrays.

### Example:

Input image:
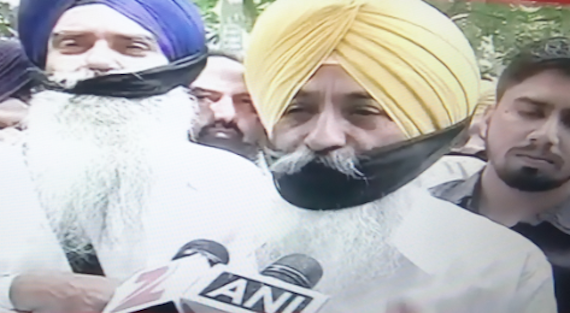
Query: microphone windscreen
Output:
[[261, 254, 323, 289], [172, 239, 230, 266]]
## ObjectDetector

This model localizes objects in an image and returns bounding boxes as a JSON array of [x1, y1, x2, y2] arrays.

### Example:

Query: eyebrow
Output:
[[292, 90, 317, 99], [115, 34, 156, 43], [343, 92, 374, 101], [51, 31, 155, 42], [190, 87, 214, 93], [515, 96, 553, 108]]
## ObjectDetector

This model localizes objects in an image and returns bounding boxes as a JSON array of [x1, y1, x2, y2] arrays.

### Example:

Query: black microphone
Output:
[[103, 239, 229, 313], [172, 239, 230, 265], [181, 254, 328, 313], [261, 254, 323, 289]]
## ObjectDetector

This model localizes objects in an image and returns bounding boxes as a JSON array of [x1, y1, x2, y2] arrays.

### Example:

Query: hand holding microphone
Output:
[[103, 239, 230, 313], [104, 239, 328, 313]]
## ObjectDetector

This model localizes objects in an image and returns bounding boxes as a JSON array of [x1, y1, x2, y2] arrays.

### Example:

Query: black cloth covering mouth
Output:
[[29, 49, 208, 99], [271, 120, 469, 211]]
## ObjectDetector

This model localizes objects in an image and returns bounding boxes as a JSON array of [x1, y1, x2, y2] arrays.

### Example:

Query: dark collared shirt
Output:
[[431, 169, 570, 313], [430, 170, 570, 313]]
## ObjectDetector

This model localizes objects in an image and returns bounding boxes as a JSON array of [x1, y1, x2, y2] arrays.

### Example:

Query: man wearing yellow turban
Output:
[[246, 0, 556, 312]]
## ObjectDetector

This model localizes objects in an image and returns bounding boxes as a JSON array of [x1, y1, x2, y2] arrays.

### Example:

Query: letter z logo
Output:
[[111, 266, 171, 313]]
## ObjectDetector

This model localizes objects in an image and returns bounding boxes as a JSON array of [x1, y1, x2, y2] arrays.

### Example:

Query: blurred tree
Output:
[[427, 0, 570, 77], [0, 0, 567, 77], [0, 2, 16, 38]]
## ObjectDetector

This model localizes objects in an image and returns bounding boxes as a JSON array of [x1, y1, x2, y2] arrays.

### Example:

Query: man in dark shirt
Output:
[[431, 36, 570, 312]]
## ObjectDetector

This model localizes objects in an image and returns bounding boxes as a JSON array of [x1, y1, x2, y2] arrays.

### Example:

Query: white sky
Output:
[[0, 0, 18, 6]]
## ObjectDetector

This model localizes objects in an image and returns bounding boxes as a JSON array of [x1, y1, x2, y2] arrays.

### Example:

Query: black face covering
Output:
[[29, 50, 208, 98], [269, 120, 469, 211]]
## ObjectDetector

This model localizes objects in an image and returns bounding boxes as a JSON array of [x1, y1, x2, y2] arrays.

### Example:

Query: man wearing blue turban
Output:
[[0, 1, 278, 312]]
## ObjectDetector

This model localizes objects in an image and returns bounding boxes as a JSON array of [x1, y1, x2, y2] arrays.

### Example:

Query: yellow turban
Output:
[[244, 0, 480, 138]]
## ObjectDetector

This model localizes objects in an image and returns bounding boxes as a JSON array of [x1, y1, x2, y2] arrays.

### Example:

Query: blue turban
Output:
[[18, 0, 205, 69], [0, 40, 35, 102]]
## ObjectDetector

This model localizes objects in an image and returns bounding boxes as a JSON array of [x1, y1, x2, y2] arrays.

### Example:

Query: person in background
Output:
[[449, 78, 496, 161], [431, 36, 570, 312], [0, 1, 277, 312], [0, 40, 36, 145], [244, 0, 556, 312], [412, 79, 496, 189], [190, 52, 265, 160]]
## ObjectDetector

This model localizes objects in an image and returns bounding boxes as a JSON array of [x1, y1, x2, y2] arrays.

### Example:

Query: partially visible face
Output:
[[191, 56, 265, 159], [269, 65, 406, 176], [485, 69, 570, 191], [46, 4, 168, 81], [452, 110, 488, 159]]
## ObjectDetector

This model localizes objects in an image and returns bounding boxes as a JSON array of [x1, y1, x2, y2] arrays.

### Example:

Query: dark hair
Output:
[[207, 50, 243, 63], [497, 37, 570, 101]]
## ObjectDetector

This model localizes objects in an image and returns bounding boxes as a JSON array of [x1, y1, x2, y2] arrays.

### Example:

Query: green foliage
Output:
[[3, 0, 570, 77], [0, 3, 15, 38], [193, 0, 570, 78], [426, 0, 570, 77]]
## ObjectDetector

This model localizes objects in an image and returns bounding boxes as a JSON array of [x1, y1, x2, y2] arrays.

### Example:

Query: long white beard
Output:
[[257, 145, 416, 296], [24, 87, 199, 258], [257, 183, 414, 297]]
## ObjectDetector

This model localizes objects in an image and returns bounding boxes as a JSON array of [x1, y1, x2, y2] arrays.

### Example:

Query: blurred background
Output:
[[1, 0, 569, 79]]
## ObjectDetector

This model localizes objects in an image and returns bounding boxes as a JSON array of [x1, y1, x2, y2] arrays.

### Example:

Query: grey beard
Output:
[[24, 88, 199, 257], [256, 185, 412, 296]]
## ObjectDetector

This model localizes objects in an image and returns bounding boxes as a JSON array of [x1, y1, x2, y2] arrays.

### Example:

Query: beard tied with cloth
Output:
[[244, 0, 483, 302], [16, 0, 208, 273]]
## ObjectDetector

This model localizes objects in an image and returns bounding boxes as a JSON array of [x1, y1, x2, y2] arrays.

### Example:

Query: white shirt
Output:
[[319, 189, 555, 313], [0, 142, 279, 310]]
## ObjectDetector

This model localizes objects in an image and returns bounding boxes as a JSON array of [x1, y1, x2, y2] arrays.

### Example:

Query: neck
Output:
[[479, 165, 569, 226]]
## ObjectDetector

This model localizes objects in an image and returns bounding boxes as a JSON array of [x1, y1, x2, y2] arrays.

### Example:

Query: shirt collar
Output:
[[533, 199, 570, 234], [431, 167, 570, 235], [430, 170, 482, 213]]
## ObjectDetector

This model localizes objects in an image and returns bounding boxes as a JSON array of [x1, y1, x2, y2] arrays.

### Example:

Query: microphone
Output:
[[261, 254, 323, 289], [181, 254, 329, 313], [103, 239, 229, 313]]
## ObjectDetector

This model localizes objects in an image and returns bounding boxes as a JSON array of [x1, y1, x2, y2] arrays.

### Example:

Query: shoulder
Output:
[[417, 155, 485, 189], [162, 142, 278, 214], [183, 143, 265, 180], [395, 190, 550, 276]]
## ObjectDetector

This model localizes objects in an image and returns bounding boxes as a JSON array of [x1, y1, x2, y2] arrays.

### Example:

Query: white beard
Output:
[[24, 87, 199, 258], [257, 183, 415, 297]]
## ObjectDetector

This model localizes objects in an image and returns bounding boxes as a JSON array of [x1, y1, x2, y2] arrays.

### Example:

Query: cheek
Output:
[[354, 120, 406, 151], [271, 124, 305, 152], [486, 116, 525, 156], [45, 53, 85, 73]]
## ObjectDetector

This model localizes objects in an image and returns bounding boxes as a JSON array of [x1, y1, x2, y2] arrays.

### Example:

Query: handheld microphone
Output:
[[181, 254, 328, 313], [260, 254, 323, 289], [103, 239, 229, 313]]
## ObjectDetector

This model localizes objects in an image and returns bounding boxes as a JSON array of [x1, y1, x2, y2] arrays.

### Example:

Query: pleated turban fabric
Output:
[[244, 0, 481, 139]]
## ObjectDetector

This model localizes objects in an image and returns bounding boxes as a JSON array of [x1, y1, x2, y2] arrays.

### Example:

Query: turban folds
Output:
[[245, 0, 480, 138], [18, 0, 205, 68]]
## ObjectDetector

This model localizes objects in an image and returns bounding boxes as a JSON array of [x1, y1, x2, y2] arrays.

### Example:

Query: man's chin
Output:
[[499, 167, 568, 192]]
